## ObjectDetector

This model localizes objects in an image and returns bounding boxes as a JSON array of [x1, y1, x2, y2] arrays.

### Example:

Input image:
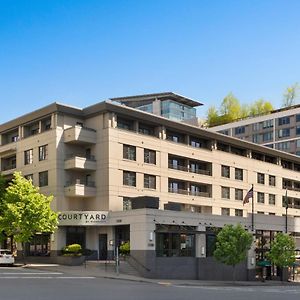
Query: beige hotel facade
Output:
[[0, 93, 300, 280]]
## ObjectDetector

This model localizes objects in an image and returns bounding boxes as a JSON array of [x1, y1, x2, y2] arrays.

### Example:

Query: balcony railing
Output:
[[168, 187, 211, 198], [168, 164, 212, 176], [2, 163, 16, 171]]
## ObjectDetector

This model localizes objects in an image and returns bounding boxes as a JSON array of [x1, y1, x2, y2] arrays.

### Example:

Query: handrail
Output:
[[127, 254, 151, 272]]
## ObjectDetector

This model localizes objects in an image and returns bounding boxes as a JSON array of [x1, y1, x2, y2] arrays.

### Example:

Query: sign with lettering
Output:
[[58, 211, 109, 226]]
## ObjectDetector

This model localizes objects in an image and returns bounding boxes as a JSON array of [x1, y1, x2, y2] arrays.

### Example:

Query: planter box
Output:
[[55, 256, 85, 266]]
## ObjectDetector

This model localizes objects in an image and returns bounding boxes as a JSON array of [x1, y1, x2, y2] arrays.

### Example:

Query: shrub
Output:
[[62, 244, 82, 256], [119, 241, 130, 255]]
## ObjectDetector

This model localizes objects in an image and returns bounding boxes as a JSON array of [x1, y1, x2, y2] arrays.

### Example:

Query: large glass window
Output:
[[221, 186, 230, 199], [221, 165, 230, 178], [156, 229, 195, 257], [263, 131, 273, 142], [123, 171, 136, 186], [235, 168, 243, 180], [221, 207, 230, 216], [39, 144, 48, 161], [144, 149, 156, 164], [269, 175, 276, 186], [269, 194, 276, 205], [262, 119, 273, 129], [144, 174, 156, 189], [123, 197, 132, 211], [257, 173, 265, 184], [24, 233, 50, 256], [24, 149, 33, 165], [66, 227, 86, 249], [39, 171, 48, 187], [235, 189, 243, 200], [123, 145, 136, 161], [278, 116, 290, 126], [235, 209, 243, 217], [234, 126, 245, 135], [257, 192, 265, 203], [278, 128, 290, 138]]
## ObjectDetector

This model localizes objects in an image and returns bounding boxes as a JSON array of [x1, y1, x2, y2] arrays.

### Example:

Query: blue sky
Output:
[[1, 0, 300, 123]]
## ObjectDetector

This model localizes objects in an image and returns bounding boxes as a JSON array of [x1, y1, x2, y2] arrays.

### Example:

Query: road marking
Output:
[[0, 272, 63, 275], [0, 276, 95, 279]]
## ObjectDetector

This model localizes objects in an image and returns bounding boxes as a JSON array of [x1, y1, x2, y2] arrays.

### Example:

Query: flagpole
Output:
[[285, 189, 288, 233], [251, 184, 254, 232]]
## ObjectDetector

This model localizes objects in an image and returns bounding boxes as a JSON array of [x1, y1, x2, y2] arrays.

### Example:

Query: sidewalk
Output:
[[23, 261, 300, 287]]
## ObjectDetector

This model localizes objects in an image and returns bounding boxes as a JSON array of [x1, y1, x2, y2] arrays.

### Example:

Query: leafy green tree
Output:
[[0, 172, 58, 250], [249, 99, 274, 116], [213, 224, 253, 280], [206, 94, 273, 127], [282, 83, 299, 108], [0, 174, 7, 245], [267, 233, 295, 280]]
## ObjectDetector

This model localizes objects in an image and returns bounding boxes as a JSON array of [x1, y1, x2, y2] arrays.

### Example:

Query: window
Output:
[[66, 227, 86, 249], [117, 117, 134, 131], [156, 230, 195, 257], [221, 165, 230, 178], [139, 123, 155, 136], [257, 211, 265, 214], [263, 131, 273, 142], [123, 197, 131, 211], [144, 149, 156, 164], [24, 174, 33, 181], [235, 209, 243, 217], [123, 171, 136, 187], [296, 126, 300, 136], [235, 189, 243, 201], [144, 174, 156, 189], [123, 145, 136, 161], [253, 123, 260, 131], [39, 145, 48, 161], [278, 128, 290, 138], [276, 141, 290, 151], [166, 131, 185, 143], [269, 212, 275, 216], [221, 208, 230, 216], [252, 134, 260, 143], [235, 168, 243, 180], [297, 114, 300, 122], [24, 149, 33, 165], [11, 135, 19, 142], [262, 119, 273, 129], [278, 116, 290, 126], [297, 140, 300, 148], [269, 194, 276, 205], [39, 171, 48, 187], [257, 192, 265, 204], [234, 126, 245, 135], [221, 187, 230, 199], [257, 173, 265, 184], [269, 175, 276, 186]]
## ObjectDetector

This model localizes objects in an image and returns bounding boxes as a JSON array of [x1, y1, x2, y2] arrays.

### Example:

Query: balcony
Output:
[[64, 180, 96, 198], [64, 126, 96, 144], [64, 155, 97, 171], [0, 143, 17, 155], [1, 155, 17, 175]]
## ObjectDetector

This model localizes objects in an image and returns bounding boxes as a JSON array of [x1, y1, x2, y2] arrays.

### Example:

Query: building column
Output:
[[247, 236, 256, 280], [195, 226, 206, 258]]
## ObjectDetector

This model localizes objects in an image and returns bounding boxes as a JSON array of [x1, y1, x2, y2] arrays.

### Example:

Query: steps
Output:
[[119, 260, 141, 277]]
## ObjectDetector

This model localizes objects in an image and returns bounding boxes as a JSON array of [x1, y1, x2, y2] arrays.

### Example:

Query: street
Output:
[[1, 266, 300, 300]]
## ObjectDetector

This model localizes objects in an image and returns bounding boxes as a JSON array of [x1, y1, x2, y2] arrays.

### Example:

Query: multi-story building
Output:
[[209, 105, 300, 156], [0, 93, 299, 280]]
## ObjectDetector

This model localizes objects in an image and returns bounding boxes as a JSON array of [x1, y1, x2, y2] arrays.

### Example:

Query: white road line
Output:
[[0, 276, 95, 279], [0, 272, 63, 275]]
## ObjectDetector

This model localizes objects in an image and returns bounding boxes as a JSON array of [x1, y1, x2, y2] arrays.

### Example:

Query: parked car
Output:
[[0, 249, 15, 265]]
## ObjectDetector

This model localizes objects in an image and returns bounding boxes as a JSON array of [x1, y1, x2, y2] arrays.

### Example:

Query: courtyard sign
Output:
[[58, 211, 109, 226]]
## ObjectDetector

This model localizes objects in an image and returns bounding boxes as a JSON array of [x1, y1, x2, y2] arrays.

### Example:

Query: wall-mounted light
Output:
[[109, 240, 114, 246], [149, 232, 153, 241]]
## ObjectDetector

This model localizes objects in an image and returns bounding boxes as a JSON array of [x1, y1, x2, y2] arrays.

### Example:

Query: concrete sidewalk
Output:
[[22, 260, 300, 287]]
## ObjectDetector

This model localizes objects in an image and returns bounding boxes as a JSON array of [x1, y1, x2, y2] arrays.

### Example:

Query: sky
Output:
[[1, 0, 300, 123]]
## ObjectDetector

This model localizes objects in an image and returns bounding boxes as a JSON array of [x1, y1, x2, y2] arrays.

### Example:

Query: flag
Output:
[[243, 187, 253, 205]]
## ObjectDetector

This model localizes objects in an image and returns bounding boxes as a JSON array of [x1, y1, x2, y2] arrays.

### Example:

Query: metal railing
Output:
[[168, 187, 211, 198]]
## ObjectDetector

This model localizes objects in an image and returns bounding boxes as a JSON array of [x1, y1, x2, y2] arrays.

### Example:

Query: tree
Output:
[[206, 93, 273, 127], [267, 233, 296, 280], [282, 83, 299, 108], [0, 174, 7, 246], [249, 99, 274, 116], [0, 172, 58, 251], [213, 224, 253, 281]]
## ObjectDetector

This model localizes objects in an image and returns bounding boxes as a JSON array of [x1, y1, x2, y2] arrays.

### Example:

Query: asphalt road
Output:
[[1, 267, 300, 300]]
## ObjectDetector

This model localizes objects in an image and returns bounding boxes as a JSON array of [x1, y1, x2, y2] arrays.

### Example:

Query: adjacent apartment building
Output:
[[210, 105, 300, 156], [0, 93, 299, 280]]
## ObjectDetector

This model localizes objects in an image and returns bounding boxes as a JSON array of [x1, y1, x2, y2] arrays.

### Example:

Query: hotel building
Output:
[[210, 104, 300, 156], [0, 93, 299, 280]]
